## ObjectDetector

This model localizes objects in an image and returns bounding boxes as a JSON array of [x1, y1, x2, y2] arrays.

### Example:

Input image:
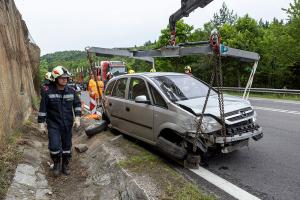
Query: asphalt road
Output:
[[205, 98, 300, 200], [81, 92, 300, 199]]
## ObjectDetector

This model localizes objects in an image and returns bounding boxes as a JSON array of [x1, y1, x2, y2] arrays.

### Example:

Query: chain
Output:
[[193, 30, 227, 152], [170, 29, 177, 46], [215, 55, 226, 142], [193, 55, 215, 152]]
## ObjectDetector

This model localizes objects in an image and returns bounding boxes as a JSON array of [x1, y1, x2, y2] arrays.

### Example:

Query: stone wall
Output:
[[0, 0, 40, 140]]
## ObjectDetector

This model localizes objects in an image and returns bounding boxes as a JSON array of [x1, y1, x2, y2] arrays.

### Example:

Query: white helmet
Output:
[[52, 66, 71, 79], [106, 72, 113, 78], [44, 72, 54, 81]]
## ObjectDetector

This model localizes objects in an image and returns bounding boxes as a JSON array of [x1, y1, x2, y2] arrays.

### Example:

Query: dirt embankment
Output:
[[3, 113, 216, 200], [0, 0, 40, 140]]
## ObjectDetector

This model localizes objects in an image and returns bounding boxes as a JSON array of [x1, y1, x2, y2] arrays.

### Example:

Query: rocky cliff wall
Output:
[[0, 0, 40, 139]]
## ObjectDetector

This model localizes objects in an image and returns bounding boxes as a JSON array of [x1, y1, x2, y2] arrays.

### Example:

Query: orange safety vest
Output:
[[88, 79, 104, 98]]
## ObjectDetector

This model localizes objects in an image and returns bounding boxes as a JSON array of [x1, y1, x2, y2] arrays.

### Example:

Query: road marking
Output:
[[250, 98, 300, 105], [254, 106, 300, 115], [190, 167, 261, 200]]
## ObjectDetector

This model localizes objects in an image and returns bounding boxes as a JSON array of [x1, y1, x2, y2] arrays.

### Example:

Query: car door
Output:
[[106, 77, 128, 131], [148, 84, 173, 142], [123, 77, 154, 143]]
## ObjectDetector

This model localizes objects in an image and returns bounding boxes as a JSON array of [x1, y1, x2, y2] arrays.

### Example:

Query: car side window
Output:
[[149, 84, 167, 108], [111, 78, 127, 98], [105, 80, 116, 96], [128, 78, 149, 101]]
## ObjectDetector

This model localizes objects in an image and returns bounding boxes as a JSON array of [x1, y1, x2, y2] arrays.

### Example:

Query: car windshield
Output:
[[110, 67, 126, 75], [151, 75, 217, 102]]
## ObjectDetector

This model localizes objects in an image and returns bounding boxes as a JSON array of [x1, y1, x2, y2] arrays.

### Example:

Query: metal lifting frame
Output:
[[86, 45, 260, 99], [89, 48, 156, 71]]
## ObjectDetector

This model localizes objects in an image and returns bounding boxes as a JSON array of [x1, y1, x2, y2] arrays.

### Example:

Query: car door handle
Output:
[[109, 102, 112, 107], [125, 107, 130, 112]]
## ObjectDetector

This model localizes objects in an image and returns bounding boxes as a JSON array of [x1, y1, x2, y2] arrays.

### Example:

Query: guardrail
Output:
[[221, 87, 300, 95]]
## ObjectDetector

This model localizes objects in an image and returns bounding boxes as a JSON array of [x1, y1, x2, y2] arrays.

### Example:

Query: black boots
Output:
[[51, 154, 71, 176], [52, 156, 61, 177], [62, 157, 70, 175]]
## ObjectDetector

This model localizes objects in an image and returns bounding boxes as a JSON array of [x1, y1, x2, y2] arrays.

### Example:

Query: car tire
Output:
[[85, 120, 107, 137], [156, 136, 187, 160]]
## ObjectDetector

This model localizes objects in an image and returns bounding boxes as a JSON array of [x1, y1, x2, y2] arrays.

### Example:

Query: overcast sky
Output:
[[14, 0, 292, 55]]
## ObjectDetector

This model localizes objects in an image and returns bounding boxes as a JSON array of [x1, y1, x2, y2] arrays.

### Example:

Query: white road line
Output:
[[250, 98, 300, 105], [190, 167, 261, 200], [254, 106, 300, 115]]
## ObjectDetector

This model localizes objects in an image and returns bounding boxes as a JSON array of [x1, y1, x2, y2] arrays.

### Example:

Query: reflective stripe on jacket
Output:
[[38, 84, 81, 128]]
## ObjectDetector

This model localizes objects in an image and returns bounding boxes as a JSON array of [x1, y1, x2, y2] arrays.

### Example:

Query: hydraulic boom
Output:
[[169, 0, 214, 45]]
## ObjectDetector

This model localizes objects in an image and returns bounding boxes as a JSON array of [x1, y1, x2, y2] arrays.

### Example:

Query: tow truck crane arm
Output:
[[169, 0, 214, 45]]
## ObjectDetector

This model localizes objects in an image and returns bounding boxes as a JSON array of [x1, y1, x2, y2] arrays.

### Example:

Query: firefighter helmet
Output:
[[44, 72, 54, 81], [52, 66, 71, 79], [184, 66, 192, 73], [106, 72, 112, 77], [128, 69, 135, 74]]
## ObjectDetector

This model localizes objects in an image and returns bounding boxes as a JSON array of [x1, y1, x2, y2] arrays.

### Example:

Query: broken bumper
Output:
[[215, 127, 263, 144]]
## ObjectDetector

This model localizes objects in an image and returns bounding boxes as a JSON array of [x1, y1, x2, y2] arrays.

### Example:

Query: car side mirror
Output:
[[135, 95, 150, 104]]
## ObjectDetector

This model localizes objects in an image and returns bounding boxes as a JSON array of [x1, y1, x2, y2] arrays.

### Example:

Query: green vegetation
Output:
[[118, 150, 160, 172], [40, 1, 300, 90], [171, 184, 215, 200], [117, 141, 215, 200], [0, 130, 22, 198]]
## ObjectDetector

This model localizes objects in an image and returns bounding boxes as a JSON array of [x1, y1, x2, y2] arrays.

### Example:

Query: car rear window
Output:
[[105, 80, 116, 96], [111, 78, 127, 98]]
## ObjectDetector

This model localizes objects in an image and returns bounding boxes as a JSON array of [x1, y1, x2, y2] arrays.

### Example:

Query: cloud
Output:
[[15, 0, 292, 55]]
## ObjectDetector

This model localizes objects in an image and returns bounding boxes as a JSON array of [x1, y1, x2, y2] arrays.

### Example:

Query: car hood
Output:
[[176, 94, 251, 117]]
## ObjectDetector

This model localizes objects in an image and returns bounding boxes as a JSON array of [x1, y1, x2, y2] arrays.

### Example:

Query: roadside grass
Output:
[[117, 141, 215, 200], [224, 91, 300, 101], [0, 130, 22, 199]]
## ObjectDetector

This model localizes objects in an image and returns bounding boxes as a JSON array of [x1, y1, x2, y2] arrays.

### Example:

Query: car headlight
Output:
[[252, 111, 257, 122], [200, 116, 222, 133], [183, 116, 222, 134]]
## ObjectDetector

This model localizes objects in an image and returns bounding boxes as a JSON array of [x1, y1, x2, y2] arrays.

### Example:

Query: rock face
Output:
[[0, 0, 40, 139]]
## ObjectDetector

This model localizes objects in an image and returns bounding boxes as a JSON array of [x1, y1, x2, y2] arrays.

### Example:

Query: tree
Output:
[[211, 2, 237, 28], [282, 0, 300, 88], [39, 60, 49, 82], [283, 0, 300, 21], [156, 19, 194, 48], [219, 15, 262, 87]]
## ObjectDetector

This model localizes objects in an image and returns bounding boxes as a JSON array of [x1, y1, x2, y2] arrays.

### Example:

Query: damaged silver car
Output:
[[102, 72, 263, 165]]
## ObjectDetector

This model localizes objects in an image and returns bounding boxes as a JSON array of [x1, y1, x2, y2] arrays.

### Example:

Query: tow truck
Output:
[[85, 0, 262, 168]]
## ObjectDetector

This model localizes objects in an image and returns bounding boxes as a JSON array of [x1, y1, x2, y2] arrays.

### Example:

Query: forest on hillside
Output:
[[40, 1, 300, 89]]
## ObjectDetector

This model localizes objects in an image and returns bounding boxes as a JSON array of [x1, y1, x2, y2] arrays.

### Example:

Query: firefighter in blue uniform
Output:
[[40, 72, 54, 96], [38, 66, 81, 176]]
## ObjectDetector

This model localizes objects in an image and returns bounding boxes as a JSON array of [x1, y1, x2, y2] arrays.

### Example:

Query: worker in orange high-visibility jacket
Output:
[[95, 75, 104, 100], [88, 73, 104, 104], [87, 72, 97, 97]]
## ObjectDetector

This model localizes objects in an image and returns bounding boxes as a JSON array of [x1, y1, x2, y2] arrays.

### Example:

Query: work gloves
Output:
[[74, 117, 81, 128], [38, 123, 46, 134]]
